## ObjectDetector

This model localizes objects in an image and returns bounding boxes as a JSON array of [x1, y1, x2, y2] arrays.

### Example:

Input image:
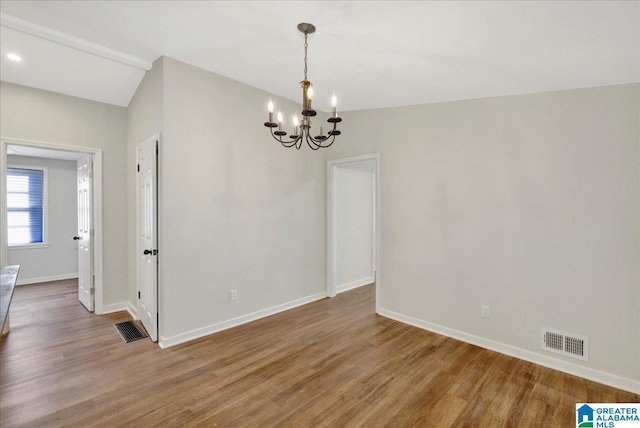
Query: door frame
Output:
[[0, 138, 105, 313], [327, 153, 380, 313]]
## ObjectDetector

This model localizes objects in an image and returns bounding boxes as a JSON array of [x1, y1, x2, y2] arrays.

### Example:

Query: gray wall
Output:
[[159, 57, 326, 342], [7, 155, 78, 283], [126, 57, 327, 345], [127, 57, 164, 307], [325, 83, 639, 386], [0, 81, 129, 307], [3, 65, 637, 389]]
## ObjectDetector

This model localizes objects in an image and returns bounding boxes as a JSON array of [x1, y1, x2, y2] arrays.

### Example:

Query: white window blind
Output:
[[7, 167, 45, 245]]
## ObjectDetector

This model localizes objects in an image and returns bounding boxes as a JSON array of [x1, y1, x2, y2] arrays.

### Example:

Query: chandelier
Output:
[[264, 23, 342, 150]]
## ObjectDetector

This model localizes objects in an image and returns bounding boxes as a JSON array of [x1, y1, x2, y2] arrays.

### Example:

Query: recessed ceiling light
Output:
[[7, 53, 22, 62]]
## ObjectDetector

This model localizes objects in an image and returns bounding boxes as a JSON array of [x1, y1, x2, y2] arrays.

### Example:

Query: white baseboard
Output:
[[378, 308, 640, 395], [159, 292, 327, 349], [99, 302, 129, 315], [16, 273, 78, 286], [337, 276, 374, 294], [127, 302, 138, 320]]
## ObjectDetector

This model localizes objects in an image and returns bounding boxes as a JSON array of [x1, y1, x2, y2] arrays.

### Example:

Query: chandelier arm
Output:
[[283, 137, 301, 148], [290, 135, 305, 148], [269, 128, 285, 144], [319, 134, 337, 148], [304, 133, 322, 150], [270, 128, 292, 145], [281, 138, 302, 148], [320, 135, 336, 148], [270, 128, 303, 148], [320, 131, 338, 148], [305, 133, 336, 150], [309, 131, 337, 146], [307, 141, 322, 151]]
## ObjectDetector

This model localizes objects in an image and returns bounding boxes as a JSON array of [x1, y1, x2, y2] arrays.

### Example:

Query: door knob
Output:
[[143, 249, 152, 255], [73, 236, 80, 240]]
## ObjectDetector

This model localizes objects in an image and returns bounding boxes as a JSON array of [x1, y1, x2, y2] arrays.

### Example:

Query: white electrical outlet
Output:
[[230, 289, 238, 301], [481, 305, 490, 319]]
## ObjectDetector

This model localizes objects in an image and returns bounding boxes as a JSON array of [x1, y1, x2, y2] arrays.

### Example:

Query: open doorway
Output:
[[1, 139, 105, 313], [327, 153, 380, 313]]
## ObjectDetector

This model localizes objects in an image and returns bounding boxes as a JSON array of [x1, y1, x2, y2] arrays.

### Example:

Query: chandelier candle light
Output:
[[264, 23, 342, 150]]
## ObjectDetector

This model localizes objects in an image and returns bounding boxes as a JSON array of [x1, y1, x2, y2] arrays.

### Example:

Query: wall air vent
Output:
[[541, 327, 589, 361]]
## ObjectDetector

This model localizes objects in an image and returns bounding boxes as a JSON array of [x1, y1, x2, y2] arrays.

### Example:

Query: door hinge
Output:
[[92, 275, 95, 286], [90, 288, 95, 296], [138, 291, 141, 299], [137, 164, 140, 172], [90, 229, 95, 237]]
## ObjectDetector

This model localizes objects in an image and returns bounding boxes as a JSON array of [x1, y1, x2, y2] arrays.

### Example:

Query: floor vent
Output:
[[541, 327, 588, 361], [114, 321, 148, 343]]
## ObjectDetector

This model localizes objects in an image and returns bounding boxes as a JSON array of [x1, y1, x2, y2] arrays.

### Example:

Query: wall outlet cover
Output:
[[481, 305, 490, 319]]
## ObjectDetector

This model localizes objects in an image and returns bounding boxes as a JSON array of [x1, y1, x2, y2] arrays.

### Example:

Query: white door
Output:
[[76, 156, 94, 311], [137, 137, 158, 342]]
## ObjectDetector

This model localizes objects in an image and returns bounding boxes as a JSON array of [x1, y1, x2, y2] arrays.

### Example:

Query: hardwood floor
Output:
[[1, 280, 638, 427]]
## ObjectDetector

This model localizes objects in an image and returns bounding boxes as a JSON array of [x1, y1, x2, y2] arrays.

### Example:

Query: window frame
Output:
[[6, 164, 49, 249]]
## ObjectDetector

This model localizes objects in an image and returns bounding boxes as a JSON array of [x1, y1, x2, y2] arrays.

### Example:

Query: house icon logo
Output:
[[577, 404, 594, 427]]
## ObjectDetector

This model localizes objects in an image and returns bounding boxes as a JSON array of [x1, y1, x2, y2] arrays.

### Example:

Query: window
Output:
[[7, 166, 48, 246]]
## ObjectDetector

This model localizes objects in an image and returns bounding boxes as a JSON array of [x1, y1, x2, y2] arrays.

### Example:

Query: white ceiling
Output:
[[0, 1, 638, 112]]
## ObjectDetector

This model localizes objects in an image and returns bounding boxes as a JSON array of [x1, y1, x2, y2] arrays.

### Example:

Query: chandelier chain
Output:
[[303, 33, 308, 81]]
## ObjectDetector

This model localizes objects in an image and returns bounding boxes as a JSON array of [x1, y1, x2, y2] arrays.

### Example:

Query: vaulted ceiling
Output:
[[1, 1, 638, 112]]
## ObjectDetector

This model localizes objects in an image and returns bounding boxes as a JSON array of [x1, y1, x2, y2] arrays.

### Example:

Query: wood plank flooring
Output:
[[1, 279, 638, 427]]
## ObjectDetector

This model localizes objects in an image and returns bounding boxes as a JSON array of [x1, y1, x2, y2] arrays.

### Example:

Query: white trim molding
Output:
[[327, 153, 381, 314], [8, 243, 50, 250], [1, 137, 105, 314], [337, 276, 375, 294], [127, 302, 139, 320], [0, 13, 152, 71], [100, 302, 131, 315], [378, 307, 640, 395], [159, 292, 327, 349], [16, 273, 78, 286]]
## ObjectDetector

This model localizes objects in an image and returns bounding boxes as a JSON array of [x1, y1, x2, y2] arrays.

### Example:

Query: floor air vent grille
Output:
[[541, 327, 588, 361], [114, 321, 148, 343]]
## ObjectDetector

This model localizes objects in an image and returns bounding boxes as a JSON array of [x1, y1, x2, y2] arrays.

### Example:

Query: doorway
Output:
[[327, 153, 380, 313], [1, 139, 105, 313]]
